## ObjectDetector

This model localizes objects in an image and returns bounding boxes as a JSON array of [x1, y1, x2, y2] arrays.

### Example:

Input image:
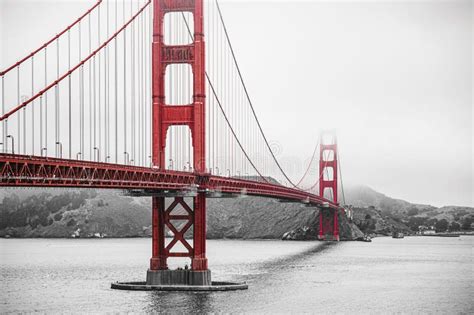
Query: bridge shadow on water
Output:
[[257, 241, 337, 273], [144, 241, 339, 313]]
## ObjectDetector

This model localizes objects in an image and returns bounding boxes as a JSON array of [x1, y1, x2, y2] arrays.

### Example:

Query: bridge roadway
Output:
[[0, 153, 339, 209]]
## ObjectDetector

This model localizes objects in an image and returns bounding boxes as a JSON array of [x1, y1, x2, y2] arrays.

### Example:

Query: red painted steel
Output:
[[150, 197, 167, 270], [318, 133, 340, 241], [151, 0, 208, 270], [319, 208, 339, 241], [0, 153, 341, 207]]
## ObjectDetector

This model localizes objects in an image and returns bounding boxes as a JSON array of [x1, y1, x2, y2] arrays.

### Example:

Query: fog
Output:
[[1, 0, 472, 207]]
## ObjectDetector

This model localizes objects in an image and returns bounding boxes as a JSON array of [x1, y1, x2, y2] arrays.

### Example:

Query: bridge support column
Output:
[[318, 207, 340, 241], [150, 196, 167, 270], [192, 192, 208, 270]]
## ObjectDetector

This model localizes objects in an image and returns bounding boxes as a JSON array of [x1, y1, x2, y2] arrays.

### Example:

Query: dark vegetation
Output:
[[0, 191, 95, 230]]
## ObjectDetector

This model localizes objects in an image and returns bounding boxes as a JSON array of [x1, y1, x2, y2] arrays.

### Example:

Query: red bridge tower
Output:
[[148, 0, 210, 286], [318, 132, 340, 241]]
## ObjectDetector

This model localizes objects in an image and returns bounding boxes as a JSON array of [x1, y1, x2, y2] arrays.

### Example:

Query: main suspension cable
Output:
[[181, 12, 268, 182], [214, 0, 316, 188]]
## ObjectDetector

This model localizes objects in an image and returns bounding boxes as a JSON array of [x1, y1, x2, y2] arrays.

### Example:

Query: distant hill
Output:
[[343, 185, 473, 235], [343, 185, 437, 215]]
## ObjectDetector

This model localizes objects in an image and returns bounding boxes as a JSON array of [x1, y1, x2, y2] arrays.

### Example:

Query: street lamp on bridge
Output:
[[124, 152, 129, 165]]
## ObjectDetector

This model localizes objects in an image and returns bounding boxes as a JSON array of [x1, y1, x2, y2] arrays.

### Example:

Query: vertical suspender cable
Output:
[[79, 21, 84, 159], [98, 5, 102, 161], [148, 4, 152, 166], [17, 66, 20, 154], [142, 3, 145, 166], [123, 0, 127, 164], [187, 12, 191, 170], [131, 1, 135, 164], [143, 8, 146, 166], [105, 0, 109, 161], [143, 8, 147, 166], [114, 0, 118, 163], [55, 38, 59, 157], [93, 53, 97, 160], [68, 29, 72, 159], [89, 13, 92, 160], [213, 5, 216, 173], [1, 75, 4, 153], [44, 48, 47, 155], [138, 9, 142, 165], [337, 146, 346, 205], [1, 76, 4, 153], [107, 0, 110, 161], [167, 14, 171, 168], [31, 56, 35, 155], [138, 7, 142, 166], [177, 14, 180, 169], [23, 101, 26, 154]]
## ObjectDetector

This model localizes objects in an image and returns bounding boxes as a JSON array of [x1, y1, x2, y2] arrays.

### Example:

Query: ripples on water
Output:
[[1, 237, 472, 313]]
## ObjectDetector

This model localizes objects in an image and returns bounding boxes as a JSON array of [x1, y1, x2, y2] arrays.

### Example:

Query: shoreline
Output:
[[2, 233, 473, 240]]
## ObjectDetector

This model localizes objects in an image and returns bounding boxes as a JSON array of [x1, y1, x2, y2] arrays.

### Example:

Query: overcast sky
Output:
[[1, 0, 472, 207]]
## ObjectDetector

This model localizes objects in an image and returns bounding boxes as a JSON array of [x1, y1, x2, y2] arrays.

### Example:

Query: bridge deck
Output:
[[0, 154, 339, 209]]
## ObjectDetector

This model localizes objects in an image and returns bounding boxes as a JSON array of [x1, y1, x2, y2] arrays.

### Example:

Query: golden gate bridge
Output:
[[0, 0, 347, 289]]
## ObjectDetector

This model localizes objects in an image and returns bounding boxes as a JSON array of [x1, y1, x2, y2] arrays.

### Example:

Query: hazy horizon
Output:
[[1, 0, 473, 207]]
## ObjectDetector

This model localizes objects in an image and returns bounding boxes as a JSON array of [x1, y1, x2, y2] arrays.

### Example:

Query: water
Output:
[[1, 237, 472, 314]]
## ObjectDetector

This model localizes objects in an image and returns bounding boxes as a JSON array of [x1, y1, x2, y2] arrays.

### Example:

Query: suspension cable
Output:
[[215, 0, 305, 188], [181, 11, 268, 181], [338, 147, 346, 205], [295, 140, 319, 187]]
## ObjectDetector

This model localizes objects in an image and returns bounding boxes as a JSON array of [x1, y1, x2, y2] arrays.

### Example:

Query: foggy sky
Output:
[[1, 0, 473, 207]]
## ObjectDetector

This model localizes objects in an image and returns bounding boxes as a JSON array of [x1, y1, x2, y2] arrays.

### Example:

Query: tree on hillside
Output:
[[461, 217, 473, 230], [427, 218, 438, 227], [435, 219, 449, 232], [407, 216, 427, 231], [449, 222, 461, 232], [407, 207, 419, 216]]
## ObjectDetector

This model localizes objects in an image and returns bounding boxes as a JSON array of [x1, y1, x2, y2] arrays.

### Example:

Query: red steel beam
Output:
[[0, 153, 341, 210]]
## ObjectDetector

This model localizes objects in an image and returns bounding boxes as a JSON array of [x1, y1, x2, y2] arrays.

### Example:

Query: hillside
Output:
[[0, 185, 472, 239], [0, 188, 362, 239], [344, 185, 474, 235]]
